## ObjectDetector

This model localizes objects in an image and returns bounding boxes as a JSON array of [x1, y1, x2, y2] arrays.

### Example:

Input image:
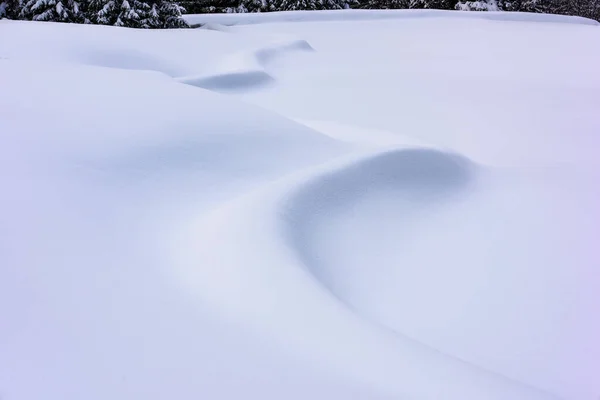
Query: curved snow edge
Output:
[[176, 39, 314, 92], [172, 147, 557, 400]]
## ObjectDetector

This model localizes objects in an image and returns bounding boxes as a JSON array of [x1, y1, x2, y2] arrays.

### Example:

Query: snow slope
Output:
[[1, 11, 600, 400]]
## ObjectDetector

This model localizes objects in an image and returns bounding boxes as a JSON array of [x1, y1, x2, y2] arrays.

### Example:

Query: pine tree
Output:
[[157, 0, 187, 27], [320, 0, 352, 10], [359, 0, 406, 9], [88, 0, 150, 27], [87, 0, 109, 23], [115, 0, 149, 27], [420, 0, 457, 8], [498, 0, 548, 11], [232, 0, 264, 11], [276, 0, 318, 10], [455, 0, 499, 10], [564, 0, 600, 19], [498, 0, 595, 15], [0, 0, 21, 18], [20, 0, 84, 21], [177, 0, 236, 13], [360, 0, 455, 9], [88, 0, 187, 27], [141, 0, 159, 25]]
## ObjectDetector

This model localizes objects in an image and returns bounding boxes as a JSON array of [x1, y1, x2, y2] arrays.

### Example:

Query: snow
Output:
[[1, 10, 600, 400], [183, 8, 600, 26], [177, 39, 314, 92]]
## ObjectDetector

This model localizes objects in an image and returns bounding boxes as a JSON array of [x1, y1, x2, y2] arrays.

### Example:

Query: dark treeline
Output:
[[0, 0, 188, 26], [1, 0, 598, 27]]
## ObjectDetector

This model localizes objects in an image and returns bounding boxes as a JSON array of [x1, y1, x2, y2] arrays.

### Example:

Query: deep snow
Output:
[[1, 10, 599, 400]]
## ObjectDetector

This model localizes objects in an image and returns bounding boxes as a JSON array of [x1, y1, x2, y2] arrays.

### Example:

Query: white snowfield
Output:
[[1, 10, 599, 400]]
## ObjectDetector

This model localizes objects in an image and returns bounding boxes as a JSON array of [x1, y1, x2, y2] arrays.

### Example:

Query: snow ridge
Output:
[[172, 147, 556, 400], [176, 39, 314, 92]]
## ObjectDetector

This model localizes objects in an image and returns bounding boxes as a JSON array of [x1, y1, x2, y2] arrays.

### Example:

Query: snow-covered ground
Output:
[[1, 10, 600, 400]]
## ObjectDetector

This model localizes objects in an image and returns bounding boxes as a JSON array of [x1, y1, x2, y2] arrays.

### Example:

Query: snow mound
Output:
[[0, 20, 188, 76], [173, 147, 555, 400], [285, 148, 473, 279], [3, 14, 599, 400], [289, 144, 600, 400], [177, 39, 314, 92], [74, 47, 184, 76], [0, 58, 346, 183], [0, 19, 270, 78], [184, 9, 599, 27], [197, 22, 233, 32]]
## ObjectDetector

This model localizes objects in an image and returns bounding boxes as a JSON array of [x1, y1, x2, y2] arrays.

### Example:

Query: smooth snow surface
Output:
[[1, 11, 600, 400]]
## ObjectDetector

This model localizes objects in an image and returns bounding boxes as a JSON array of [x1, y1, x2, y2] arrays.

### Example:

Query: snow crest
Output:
[[172, 148, 555, 400], [177, 39, 314, 92]]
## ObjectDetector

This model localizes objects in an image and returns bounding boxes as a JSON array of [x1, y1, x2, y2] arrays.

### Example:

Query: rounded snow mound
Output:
[[174, 147, 554, 400], [280, 146, 600, 400], [0, 20, 187, 76], [283, 148, 472, 282], [196, 22, 233, 32]]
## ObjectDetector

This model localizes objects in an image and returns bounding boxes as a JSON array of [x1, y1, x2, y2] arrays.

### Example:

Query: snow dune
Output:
[[174, 148, 558, 400], [0, 19, 275, 76], [0, 56, 360, 400], [177, 39, 314, 92], [1, 10, 600, 400]]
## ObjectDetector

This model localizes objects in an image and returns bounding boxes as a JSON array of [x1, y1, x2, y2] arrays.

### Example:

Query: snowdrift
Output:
[[174, 148, 558, 400], [2, 12, 600, 400], [177, 39, 314, 92]]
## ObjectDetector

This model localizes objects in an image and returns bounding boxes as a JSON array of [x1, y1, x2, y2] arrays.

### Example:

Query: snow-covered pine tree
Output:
[[564, 0, 600, 19], [88, 0, 151, 27], [89, 0, 187, 27], [176, 0, 236, 13], [411, 0, 456, 8], [276, 0, 319, 10], [20, 0, 84, 21], [141, 0, 159, 25], [0, 0, 21, 18], [114, 0, 150, 27], [588, 0, 600, 21], [498, 0, 545, 11], [230, 0, 267, 12], [408, 0, 432, 7], [87, 0, 109, 23], [156, 0, 187, 27], [498, 0, 576, 13], [320, 0, 353, 10], [498, 0, 599, 20], [359, 0, 406, 9], [455, 0, 499, 10], [359, 0, 451, 9]]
